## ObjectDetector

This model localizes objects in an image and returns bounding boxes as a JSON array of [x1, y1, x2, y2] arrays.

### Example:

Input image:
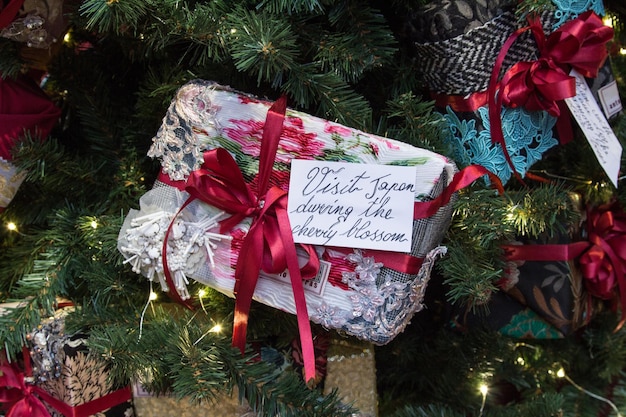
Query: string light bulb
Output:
[[479, 383, 489, 417], [209, 324, 222, 333], [555, 366, 622, 417], [90, 220, 98, 229], [148, 291, 158, 301], [6, 222, 17, 232]]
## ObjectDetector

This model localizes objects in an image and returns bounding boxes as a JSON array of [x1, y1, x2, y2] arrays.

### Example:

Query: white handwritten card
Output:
[[565, 69, 622, 188], [287, 160, 417, 252]]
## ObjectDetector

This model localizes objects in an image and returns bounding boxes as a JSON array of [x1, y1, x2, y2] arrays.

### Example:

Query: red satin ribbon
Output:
[[0, 0, 25, 29], [503, 202, 626, 326], [579, 204, 626, 306], [414, 164, 504, 219], [487, 11, 612, 180], [328, 165, 504, 276], [0, 358, 132, 417], [162, 98, 319, 383]]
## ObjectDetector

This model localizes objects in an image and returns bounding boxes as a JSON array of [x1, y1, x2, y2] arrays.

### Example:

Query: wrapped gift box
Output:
[[118, 80, 462, 347], [131, 382, 250, 417], [450, 244, 588, 340], [408, 0, 617, 184], [28, 311, 134, 417]]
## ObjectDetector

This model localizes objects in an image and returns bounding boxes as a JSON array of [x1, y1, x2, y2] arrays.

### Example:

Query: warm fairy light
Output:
[[90, 220, 98, 229], [148, 291, 158, 301], [209, 324, 222, 333], [555, 367, 623, 416], [603, 16, 614, 27], [621, 48, 626, 56], [479, 383, 489, 417], [63, 32, 71, 43], [516, 356, 525, 366], [198, 289, 207, 298], [7, 222, 17, 232]]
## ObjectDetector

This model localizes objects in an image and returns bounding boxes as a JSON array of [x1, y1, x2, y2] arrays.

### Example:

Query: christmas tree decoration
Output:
[[322, 337, 378, 417], [2, 1, 626, 416], [131, 382, 252, 417], [0, 0, 67, 48]]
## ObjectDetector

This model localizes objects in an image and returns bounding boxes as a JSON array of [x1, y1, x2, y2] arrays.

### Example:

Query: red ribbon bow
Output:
[[0, 360, 51, 417], [579, 203, 626, 307], [488, 10, 613, 181], [163, 97, 320, 383]]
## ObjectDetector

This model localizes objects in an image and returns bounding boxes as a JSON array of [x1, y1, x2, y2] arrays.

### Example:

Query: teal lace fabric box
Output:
[[408, 0, 616, 185], [118, 80, 460, 345]]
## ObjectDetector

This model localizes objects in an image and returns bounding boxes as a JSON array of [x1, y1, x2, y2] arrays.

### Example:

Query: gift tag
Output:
[[288, 159, 416, 252], [598, 79, 623, 119], [565, 70, 622, 188]]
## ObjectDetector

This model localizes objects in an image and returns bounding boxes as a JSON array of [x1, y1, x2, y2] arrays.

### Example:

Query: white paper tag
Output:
[[598, 80, 623, 119], [564, 70, 622, 188], [288, 159, 416, 252]]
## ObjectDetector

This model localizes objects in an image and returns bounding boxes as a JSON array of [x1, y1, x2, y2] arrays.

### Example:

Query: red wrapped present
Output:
[[0, 74, 60, 211]]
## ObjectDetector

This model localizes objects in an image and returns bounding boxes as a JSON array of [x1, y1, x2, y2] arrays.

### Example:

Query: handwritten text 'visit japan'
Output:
[[287, 160, 416, 253]]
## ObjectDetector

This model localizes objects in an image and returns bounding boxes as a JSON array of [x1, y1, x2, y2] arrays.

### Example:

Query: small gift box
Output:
[[117, 80, 496, 381], [450, 233, 589, 340], [454, 200, 626, 338], [409, 0, 615, 184], [0, 74, 60, 211], [0, 308, 134, 417]]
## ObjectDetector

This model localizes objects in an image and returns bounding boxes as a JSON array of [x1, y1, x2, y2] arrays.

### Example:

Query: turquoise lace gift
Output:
[[443, 106, 559, 184], [551, 0, 605, 29]]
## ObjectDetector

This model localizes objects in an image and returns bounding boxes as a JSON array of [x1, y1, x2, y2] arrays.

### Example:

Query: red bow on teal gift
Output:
[[488, 10, 613, 180]]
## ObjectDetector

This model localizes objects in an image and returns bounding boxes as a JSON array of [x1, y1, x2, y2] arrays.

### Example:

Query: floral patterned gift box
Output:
[[117, 80, 493, 381]]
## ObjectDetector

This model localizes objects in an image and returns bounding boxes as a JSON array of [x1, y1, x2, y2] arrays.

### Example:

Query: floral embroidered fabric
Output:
[[120, 80, 458, 344]]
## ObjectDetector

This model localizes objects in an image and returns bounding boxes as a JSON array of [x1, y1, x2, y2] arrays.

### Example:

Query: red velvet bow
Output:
[[579, 203, 626, 310], [0, 75, 61, 161], [162, 97, 320, 383], [0, 361, 51, 417], [488, 10, 613, 180]]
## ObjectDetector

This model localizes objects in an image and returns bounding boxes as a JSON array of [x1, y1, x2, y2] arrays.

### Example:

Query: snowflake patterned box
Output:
[[118, 80, 463, 347], [25, 312, 134, 417], [408, 0, 614, 184]]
